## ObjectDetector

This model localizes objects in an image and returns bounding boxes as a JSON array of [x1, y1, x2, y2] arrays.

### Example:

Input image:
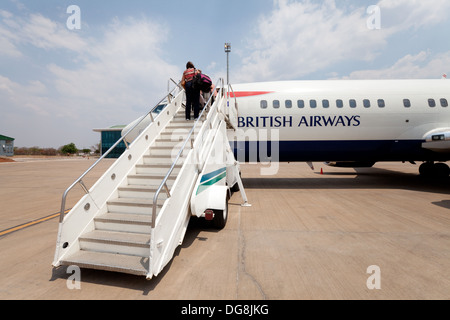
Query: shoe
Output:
[[194, 118, 198, 121], [186, 118, 191, 121]]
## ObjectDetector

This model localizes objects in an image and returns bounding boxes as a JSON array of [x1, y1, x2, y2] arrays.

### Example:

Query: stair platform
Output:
[[61, 250, 149, 276]]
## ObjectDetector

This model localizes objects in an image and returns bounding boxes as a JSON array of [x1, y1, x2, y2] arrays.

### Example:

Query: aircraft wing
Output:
[[422, 129, 450, 153]]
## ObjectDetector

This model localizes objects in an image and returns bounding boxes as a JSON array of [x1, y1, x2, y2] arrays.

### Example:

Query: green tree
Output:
[[60, 143, 78, 155], [91, 143, 101, 155]]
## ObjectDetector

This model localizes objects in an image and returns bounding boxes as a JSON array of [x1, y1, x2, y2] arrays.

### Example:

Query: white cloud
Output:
[[235, 0, 387, 82], [0, 75, 51, 116], [0, 10, 88, 56], [48, 17, 181, 122], [234, 0, 450, 83], [342, 50, 450, 79], [0, 12, 181, 148], [378, 0, 450, 32], [0, 10, 23, 57], [23, 14, 88, 51]]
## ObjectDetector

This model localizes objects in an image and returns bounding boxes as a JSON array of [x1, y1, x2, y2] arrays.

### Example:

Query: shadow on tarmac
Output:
[[242, 166, 450, 196]]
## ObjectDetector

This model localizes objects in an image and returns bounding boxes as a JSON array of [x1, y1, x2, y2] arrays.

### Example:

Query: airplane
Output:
[[226, 79, 450, 177]]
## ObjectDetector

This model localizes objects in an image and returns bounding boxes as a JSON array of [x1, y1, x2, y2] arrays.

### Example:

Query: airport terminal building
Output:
[[0, 134, 14, 157], [93, 125, 127, 158], [93, 105, 167, 158]]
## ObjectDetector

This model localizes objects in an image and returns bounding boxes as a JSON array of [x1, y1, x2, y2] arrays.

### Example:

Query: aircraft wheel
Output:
[[213, 195, 229, 230], [419, 162, 435, 176], [419, 162, 450, 178], [435, 163, 450, 177]]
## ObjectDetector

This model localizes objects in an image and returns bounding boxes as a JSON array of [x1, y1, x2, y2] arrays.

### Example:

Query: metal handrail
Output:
[[227, 83, 238, 111], [151, 78, 225, 228], [59, 82, 182, 223]]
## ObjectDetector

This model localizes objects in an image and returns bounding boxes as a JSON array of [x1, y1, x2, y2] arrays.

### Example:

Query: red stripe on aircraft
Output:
[[229, 91, 274, 98]]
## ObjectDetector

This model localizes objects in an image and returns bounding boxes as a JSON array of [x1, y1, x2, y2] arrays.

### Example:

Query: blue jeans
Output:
[[185, 81, 200, 120]]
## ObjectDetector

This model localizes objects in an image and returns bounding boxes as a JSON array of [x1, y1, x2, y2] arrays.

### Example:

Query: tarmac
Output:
[[0, 157, 449, 300]]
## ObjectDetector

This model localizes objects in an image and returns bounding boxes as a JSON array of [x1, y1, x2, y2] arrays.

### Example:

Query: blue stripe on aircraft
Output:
[[230, 140, 450, 162]]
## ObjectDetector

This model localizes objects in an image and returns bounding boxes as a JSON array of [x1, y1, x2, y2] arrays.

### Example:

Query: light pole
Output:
[[225, 43, 231, 85]]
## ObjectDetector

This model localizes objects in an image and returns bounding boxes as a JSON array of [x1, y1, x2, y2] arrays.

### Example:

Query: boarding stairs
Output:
[[52, 79, 248, 279]]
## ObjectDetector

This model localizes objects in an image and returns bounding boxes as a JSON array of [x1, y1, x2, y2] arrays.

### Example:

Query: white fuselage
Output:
[[228, 79, 450, 163]]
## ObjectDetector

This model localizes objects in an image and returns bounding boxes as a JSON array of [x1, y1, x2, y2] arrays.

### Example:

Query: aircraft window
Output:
[[349, 99, 357, 108], [261, 100, 268, 109], [297, 100, 305, 108], [310, 100, 317, 108], [273, 100, 280, 108], [440, 98, 448, 107], [285, 100, 292, 108], [363, 99, 371, 108], [403, 99, 411, 108], [428, 99, 436, 108], [336, 100, 344, 108], [378, 99, 385, 108], [322, 100, 330, 108]]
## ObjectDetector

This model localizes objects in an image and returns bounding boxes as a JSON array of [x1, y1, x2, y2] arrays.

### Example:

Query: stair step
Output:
[[135, 163, 182, 175], [149, 146, 190, 157], [118, 185, 158, 193], [136, 163, 182, 170], [154, 139, 184, 147], [80, 230, 150, 246], [107, 198, 163, 215], [107, 197, 162, 207], [127, 174, 177, 186], [161, 126, 200, 135], [142, 154, 186, 165], [95, 213, 153, 234], [166, 122, 197, 128], [170, 120, 193, 125], [79, 230, 150, 257], [118, 184, 170, 200], [61, 250, 149, 276]]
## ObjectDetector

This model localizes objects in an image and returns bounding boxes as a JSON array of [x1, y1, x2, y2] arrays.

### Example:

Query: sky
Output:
[[1, 0, 450, 149]]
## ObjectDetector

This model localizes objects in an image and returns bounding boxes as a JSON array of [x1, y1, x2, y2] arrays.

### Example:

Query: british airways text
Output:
[[238, 115, 361, 128]]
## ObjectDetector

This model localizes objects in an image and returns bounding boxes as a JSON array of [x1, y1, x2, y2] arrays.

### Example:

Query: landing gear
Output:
[[419, 162, 450, 178]]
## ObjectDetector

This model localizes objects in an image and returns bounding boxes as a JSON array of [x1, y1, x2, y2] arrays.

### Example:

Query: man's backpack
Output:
[[193, 73, 212, 92]]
